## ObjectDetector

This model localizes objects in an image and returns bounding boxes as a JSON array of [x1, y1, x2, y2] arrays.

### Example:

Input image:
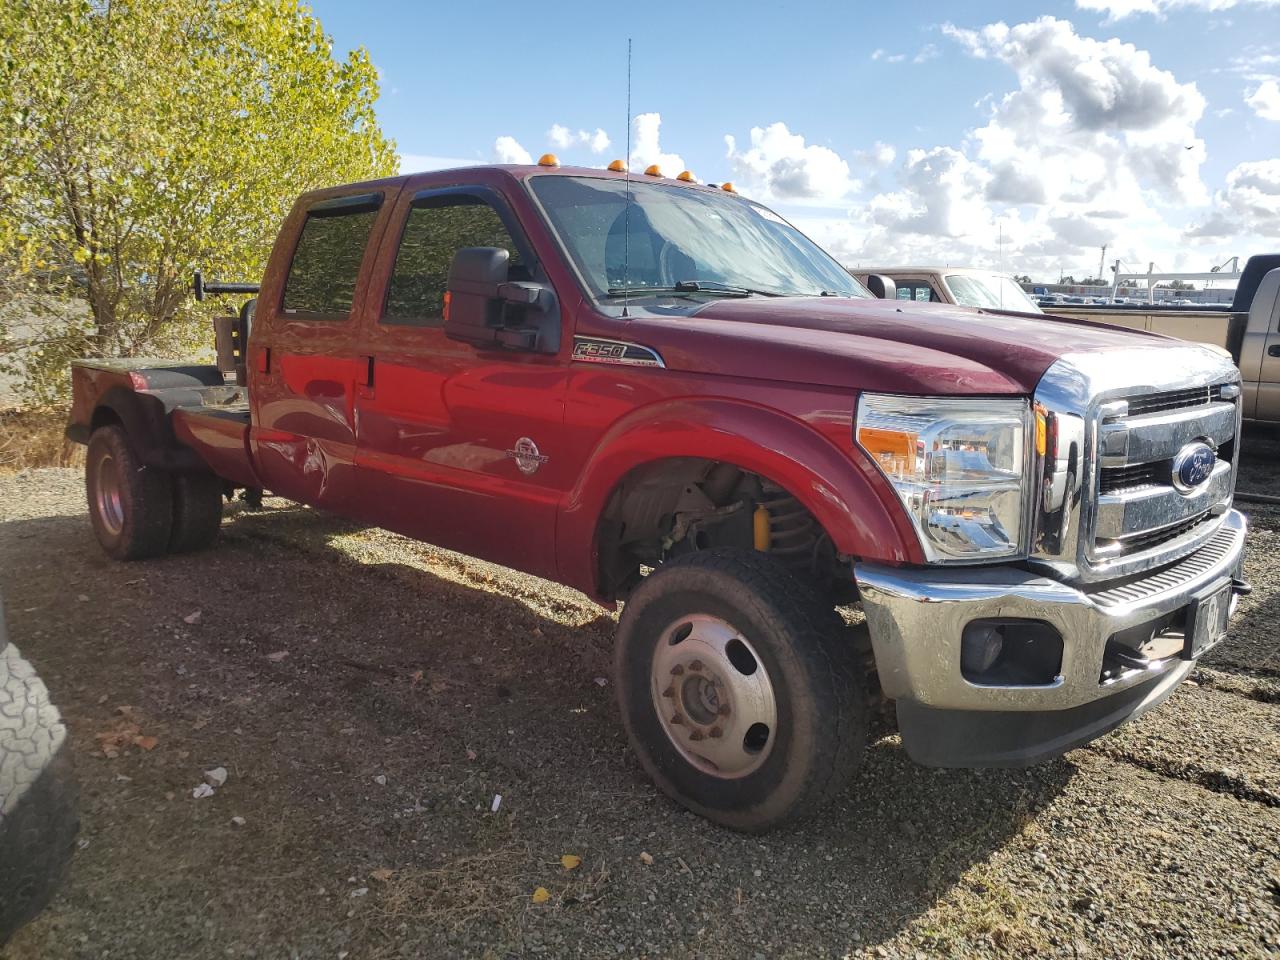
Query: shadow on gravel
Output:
[[0, 504, 1078, 959]]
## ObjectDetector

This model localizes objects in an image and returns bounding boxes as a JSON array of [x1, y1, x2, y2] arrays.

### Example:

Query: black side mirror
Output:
[[865, 274, 897, 300], [444, 247, 560, 353]]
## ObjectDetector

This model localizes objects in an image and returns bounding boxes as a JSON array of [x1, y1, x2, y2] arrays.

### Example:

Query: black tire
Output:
[[169, 472, 223, 553], [85, 424, 172, 561], [0, 610, 79, 946], [615, 548, 867, 832]]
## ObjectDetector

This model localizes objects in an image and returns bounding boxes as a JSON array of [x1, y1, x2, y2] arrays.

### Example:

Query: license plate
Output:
[[1186, 583, 1231, 660]]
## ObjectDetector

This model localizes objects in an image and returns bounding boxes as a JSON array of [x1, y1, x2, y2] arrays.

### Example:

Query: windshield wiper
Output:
[[603, 281, 793, 299], [675, 280, 790, 297]]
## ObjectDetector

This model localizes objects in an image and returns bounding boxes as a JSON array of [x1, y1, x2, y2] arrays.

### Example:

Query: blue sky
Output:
[[310, 0, 1279, 280]]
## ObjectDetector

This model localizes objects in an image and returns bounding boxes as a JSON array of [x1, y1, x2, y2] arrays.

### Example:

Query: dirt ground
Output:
[[1, 433, 1278, 960]]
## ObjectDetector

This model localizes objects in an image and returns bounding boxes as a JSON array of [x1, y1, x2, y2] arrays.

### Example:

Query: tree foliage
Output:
[[0, 0, 397, 404]]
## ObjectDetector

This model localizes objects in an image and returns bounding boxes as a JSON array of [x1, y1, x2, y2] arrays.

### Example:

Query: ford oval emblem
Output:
[[1171, 442, 1216, 493]]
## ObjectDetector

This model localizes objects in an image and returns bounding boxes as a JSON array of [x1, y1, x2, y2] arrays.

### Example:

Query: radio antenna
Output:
[[622, 37, 632, 320]]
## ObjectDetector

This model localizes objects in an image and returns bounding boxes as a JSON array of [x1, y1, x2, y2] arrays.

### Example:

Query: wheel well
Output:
[[595, 458, 853, 603], [89, 406, 123, 433]]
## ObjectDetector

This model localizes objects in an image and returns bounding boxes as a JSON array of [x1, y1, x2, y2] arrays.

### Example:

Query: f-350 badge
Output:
[[506, 437, 548, 476]]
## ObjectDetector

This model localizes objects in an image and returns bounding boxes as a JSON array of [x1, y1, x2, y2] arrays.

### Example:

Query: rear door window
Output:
[[382, 197, 524, 327], [283, 197, 382, 319]]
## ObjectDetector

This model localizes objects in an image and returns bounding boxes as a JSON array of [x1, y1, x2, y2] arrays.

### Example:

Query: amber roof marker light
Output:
[[677, 170, 697, 182], [721, 182, 737, 193], [607, 159, 628, 172], [537, 153, 560, 167], [644, 164, 664, 177]]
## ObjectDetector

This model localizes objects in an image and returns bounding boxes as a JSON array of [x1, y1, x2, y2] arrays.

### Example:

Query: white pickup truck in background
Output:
[[853, 255, 1280, 425]]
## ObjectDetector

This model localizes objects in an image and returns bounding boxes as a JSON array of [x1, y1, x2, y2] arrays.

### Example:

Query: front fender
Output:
[[557, 397, 923, 597]]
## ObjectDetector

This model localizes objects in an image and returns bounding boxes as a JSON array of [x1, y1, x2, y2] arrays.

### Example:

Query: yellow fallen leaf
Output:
[[531, 886, 551, 904], [560, 854, 581, 871], [370, 868, 394, 883]]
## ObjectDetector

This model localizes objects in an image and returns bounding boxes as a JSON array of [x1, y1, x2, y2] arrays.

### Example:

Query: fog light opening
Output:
[[961, 619, 1063, 686], [961, 624, 1003, 675]]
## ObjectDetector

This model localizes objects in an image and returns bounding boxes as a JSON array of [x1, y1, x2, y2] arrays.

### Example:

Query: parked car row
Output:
[[852, 258, 1280, 424]]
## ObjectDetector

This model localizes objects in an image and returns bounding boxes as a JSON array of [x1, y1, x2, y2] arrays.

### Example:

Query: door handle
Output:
[[1269, 344, 1280, 358], [356, 355, 375, 398]]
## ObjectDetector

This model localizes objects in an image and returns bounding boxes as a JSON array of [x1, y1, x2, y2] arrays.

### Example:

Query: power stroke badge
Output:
[[506, 437, 549, 476]]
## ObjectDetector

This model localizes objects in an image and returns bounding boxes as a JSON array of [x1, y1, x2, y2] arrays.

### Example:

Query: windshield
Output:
[[944, 273, 1042, 313], [528, 175, 869, 300]]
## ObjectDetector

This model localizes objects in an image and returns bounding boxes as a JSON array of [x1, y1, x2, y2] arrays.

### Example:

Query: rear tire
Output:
[[85, 424, 172, 561], [0, 624, 79, 946], [614, 548, 867, 832], [169, 472, 223, 553]]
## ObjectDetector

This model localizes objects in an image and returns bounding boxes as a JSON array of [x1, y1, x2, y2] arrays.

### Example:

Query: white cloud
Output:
[[547, 124, 612, 153], [942, 16, 1208, 205], [630, 113, 685, 176], [587, 128, 611, 153], [857, 141, 897, 168], [1186, 158, 1280, 238], [723, 122, 857, 203], [1246, 78, 1280, 120], [802, 17, 1231, 276], [1075, 0, 1280, 20], [547, 124, 574, 150], [873, 43, 941, 65], [868, 146, 993, 237], [493, 135, 532, 165]]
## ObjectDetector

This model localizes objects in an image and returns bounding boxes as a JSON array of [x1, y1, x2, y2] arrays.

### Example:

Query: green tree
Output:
[[0, 0, 397, 404]]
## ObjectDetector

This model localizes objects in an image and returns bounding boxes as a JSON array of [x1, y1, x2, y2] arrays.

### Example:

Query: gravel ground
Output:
[[0, 438, 1277, 959]]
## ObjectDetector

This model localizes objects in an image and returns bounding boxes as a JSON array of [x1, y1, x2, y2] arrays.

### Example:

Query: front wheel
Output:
[[614, 549, 867, 831]]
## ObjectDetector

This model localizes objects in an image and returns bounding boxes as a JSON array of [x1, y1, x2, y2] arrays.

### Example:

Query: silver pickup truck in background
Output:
[[854, 255, 1280, 424]]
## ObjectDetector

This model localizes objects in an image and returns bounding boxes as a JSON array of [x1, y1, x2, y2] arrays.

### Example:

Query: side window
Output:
[[383, 197, 523, 327], [283, 203, 380, 318], [895, 282, 936, 302]]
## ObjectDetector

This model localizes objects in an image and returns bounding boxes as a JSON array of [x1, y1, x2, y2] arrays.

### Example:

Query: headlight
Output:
[[856, 394, 1031, 562]]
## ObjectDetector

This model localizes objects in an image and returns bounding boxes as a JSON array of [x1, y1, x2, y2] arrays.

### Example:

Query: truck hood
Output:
[[617, 297, 1175, 395]]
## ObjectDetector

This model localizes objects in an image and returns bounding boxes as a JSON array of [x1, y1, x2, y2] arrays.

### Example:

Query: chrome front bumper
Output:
[[855, 509, 1247, 765]]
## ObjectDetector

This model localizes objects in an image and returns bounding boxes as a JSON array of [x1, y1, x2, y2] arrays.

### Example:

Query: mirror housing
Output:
[[864, 274, 897, 300], [443, 247, 560, 354]]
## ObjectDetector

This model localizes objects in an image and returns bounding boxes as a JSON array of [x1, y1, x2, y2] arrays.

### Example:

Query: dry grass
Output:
[[376, 845, 534, 932], [0, 407, 82, 473]]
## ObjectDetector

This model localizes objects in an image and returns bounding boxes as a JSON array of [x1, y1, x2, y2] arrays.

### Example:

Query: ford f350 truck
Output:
[[66, 160, 1250, 831]]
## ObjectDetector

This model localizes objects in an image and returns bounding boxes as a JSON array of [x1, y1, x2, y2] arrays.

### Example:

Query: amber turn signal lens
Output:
[[537, 153, 559, 167], [442, 290, 451, 321], [607, 159, 627, 172], [857, 426, 915, 477]]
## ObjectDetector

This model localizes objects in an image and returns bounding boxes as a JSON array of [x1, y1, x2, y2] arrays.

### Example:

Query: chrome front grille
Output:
[[1030, 345, 1243, 584], [1090, 393, 1238, 560], [1123, 384, 1223, 417]]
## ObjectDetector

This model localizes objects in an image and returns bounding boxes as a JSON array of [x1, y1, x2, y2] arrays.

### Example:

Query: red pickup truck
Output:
[[67, 160, 1249, 831]]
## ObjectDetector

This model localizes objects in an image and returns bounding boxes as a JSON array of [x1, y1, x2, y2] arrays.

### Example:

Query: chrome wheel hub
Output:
[[650, 614, 777, 778], [95, 452, 125, 536]]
